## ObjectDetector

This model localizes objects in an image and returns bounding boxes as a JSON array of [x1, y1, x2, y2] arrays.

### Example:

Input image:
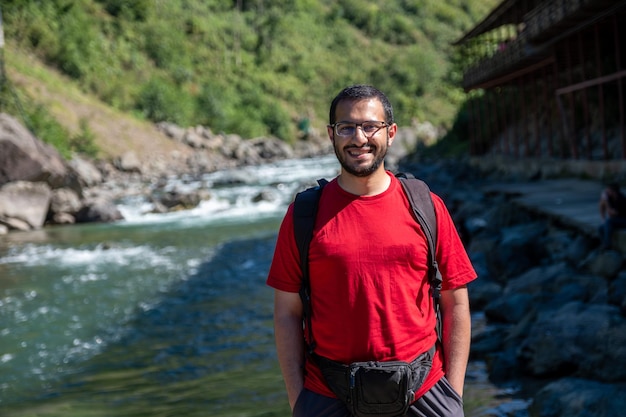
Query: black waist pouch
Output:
[[315, 346, 435, 417]]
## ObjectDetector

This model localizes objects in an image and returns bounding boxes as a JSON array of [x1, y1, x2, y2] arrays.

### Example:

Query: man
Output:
[[599, 183, 626, 249], [267, 85, 476, 417]]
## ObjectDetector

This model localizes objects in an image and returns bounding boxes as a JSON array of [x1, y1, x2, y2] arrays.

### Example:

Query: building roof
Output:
[[453, 0, 523, 45]]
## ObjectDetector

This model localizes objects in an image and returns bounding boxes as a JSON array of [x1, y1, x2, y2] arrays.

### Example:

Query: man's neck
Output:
[[337, 169, 391, 196]]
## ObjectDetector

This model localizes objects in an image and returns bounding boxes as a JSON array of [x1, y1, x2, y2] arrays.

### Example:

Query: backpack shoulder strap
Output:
[[293, 178, 328, 354], [396, 172, 443, 342]]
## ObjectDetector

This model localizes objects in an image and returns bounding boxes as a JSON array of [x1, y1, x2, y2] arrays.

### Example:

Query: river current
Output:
[[0, 155, 522, 417]]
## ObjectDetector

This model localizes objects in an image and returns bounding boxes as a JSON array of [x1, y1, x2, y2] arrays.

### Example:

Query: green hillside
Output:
[[0, 0, 498, 159]]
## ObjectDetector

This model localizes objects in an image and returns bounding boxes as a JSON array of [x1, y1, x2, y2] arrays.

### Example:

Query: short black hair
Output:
[[329, 85, 394, 125]]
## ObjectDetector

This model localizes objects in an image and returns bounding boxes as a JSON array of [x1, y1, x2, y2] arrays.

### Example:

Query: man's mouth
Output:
[[346, 146, 373, 157]]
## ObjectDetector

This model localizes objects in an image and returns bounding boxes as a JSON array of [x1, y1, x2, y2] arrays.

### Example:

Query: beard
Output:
[[333, 139, 389, 177]]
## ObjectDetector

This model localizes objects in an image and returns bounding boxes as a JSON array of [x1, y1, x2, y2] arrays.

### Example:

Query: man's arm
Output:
[[274, 289, 305, 410], [600, 192, 608, 219], [439, 285, 471, 397]]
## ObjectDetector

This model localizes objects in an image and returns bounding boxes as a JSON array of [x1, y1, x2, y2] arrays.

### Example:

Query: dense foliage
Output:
[[1, 0, 497, 150]]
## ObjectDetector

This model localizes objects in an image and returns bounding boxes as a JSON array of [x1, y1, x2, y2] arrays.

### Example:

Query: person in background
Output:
[[267, 84, 477, 417], [599, 183, 626, 249]]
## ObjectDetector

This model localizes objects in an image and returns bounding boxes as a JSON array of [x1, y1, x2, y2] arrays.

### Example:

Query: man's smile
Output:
[[346, 145, 374, 157]]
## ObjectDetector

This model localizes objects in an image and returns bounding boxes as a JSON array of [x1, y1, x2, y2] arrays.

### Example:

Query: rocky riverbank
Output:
[[399, 156, 626, 417]]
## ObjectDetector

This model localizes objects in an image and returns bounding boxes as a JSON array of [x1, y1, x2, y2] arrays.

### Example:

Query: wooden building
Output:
[[455, 0, 626, 163]]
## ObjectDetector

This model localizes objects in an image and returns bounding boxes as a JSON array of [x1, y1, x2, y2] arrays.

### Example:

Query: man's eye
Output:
[[362, 124, 377, 132]]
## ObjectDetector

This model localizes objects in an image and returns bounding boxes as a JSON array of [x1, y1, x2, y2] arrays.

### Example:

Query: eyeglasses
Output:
[[330, 121, 389, 138]]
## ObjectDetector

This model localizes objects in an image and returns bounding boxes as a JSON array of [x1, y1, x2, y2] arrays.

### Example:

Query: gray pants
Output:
[[293, 377, 464, 417]]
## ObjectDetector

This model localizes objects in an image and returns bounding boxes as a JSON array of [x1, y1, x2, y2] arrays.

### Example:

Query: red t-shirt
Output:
[[267, 172, 477, 400]]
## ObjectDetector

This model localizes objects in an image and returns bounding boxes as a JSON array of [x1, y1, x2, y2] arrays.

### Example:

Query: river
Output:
[[0, 155, 523, 417]]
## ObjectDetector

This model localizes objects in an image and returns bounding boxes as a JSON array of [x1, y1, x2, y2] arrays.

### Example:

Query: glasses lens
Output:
[[362, 122, 383, 134], [335, 123, 355, 136]]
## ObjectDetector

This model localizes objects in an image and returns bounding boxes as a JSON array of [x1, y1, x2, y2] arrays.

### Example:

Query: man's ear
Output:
[[327, 125, 334, 142], [387, 123, 398, 146]]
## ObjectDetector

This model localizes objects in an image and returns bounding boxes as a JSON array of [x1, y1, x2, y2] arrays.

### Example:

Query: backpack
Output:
[[292, 172, 443, 356]]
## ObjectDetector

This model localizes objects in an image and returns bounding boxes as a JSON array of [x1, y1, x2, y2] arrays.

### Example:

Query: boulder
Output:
[[587, 249, 624, 279], [487, 221, 548, 280], [75, 198, 124, 223], [250, 136, 294, 160], [157, 190, 202, 210], [529, 378, 626, 417], [484, 293, 534, 324], [608, 271, 626, 308], [233, 140, 262, 165], [114, 151, 142, 173], [0, 113, 67, 188], [51, 212, 76, 225], [182, 130, 206, 148], [156, 121, 186, 142], [69, 156, 103, 187], [50, 188, 82, 215], [518, 302, 626, 381], [221, 134, 244, 159], [0, 181, 52, 229], [252, 189, 277, 203]]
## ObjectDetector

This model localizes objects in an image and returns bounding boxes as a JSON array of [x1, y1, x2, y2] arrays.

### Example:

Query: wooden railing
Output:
[[524, 0, 590, 41], [461, 0, 596, 89], [462, 38, 528, 89]]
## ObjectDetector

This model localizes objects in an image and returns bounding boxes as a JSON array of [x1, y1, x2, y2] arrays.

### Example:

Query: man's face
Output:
[[327, 98, 397, 177]]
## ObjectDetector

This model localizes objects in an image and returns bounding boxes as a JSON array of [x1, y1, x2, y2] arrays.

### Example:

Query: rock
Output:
[[233, 140, 262, 165], [501, 263, 606, 304], [470, 324, 508, 359], [518, 302, 626, 381], [75, 198, 124, 223], [252, 189, 276, 203], [182, 130, 206, 148], [1, 217, 31, 231], [211, 170, 254, 187], [156, 121, 186, 142], [49, 188, 82, 215], [0, 224, 8, 235], [250, 136, 294, 160], [467, 279, 502, 311], [51, 212, 76, 224], [587, 249, 624, 278], [485, 346, 520, 383], [221, 134, 243, 158], [186, 151, 230, 174], [529, 378, 626, 417], [484, 293, 534, 324], [0, 113, 68, 188], [488, 221, 548, 280], [608, 271, 626, 307], [114, 151, 142, 173], [158, 190, 202, 210], [565, 234, 596, 265], [69, 156, 103, 187], [0, 181, 52, 229]]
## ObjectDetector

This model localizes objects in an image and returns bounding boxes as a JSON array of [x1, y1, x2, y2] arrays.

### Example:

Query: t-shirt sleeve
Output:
[[431, 193, 477, 290], [266, 204, 303, 293]]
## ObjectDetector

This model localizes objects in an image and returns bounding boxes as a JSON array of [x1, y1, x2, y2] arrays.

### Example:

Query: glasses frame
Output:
[[329, 121, 390, 138]]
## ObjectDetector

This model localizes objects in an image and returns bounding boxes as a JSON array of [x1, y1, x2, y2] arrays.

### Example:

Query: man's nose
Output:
[[352, 125, 369, 143]]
